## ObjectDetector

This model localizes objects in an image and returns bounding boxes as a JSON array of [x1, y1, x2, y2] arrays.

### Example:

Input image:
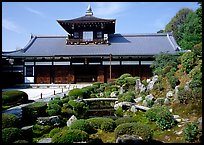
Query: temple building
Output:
[[2, 5, 180, 86]]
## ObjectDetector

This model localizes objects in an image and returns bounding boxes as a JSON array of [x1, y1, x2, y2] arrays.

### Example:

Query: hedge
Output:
[[2, 127, 23, 144], [22, 102, 47, 124], [69, 119, 94, 134], [49, 128, 62, 138], [114, 122, 153, 142], [46, 103, 62, 116], [52, 129, 89, 143], [2, 113, 19, 129], [87, 117, 116, 132], [115, 116, 137, 126], [32, 124, 53, 138], [2, 90, 28, 106]]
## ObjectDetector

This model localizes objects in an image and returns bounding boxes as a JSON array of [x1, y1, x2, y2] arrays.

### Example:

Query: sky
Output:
[[2, 2, 200, 52]]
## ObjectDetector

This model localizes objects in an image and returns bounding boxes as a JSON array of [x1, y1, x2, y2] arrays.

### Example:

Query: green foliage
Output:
[[155, 107, 176, 130], [189, 60, 202, 88], [183, 122, 199, 142], [125, 77, 137, 86], [13, 140, 29, 143], [68, 100, 89, 118], [119, 73, 132, 80], [165, 8, 193, 41], [87, 117, 115, 132], [2, 127, 22, 144], [115, 116, 137, 126], [32, 124, 53, 138], [181, 51, 196, 74], [47, 103, 62, 116], [177, 87, 192, 104], [2, 113, 19, 129], [118, 91, 135, 102], [52, 129, 89, 143], [22, 102, 47, 124], [61, 103, 76, 117], [146, 106, 165, 121], [49, 128, 62, 138], [115, 106, 124, 117], [48, 99, 63, 107], [114, 122, 153, 142], [2, 90, 28, 106], [166, 70, 180, 89], [69, 119, 94, 134], [68, 88, 84, 99]]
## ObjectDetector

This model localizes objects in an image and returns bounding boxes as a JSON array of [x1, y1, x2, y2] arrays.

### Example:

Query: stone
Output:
[[135, 105, 150, 111], [49, 116, 60, 126], [130, 106, 137, 113], [176, 119, 182, 122], [174, 86, 179, 100], [21, 125, 33, 142], [198, 117, 202, 130], [116, 135, 143, 143], [145, 94, 154, 101], [154, 98, 164, 105], [164, 98, 170, 105], [142, 100, 148, 107], [114, 102, 131, 110], [166, 91, 173, 98], [140, 84, 146, 93], [37, 116, 60, 126], [67, 115, 77, 127], [134, 97, 143, 103], [169, 108, 173, 113], [119, 86, 124, 94], [99, 92, 104, 97], [110, 92, 116, 98], [173, 115, 180, 119], [147, 75, 158, 91], [37, 117, 50, 125], [146, 79, 151, 83], [175, 130, 183, 135], [135, 79, 141, 92], [38, 138, 52, 143], [184, 80, 191, 91]]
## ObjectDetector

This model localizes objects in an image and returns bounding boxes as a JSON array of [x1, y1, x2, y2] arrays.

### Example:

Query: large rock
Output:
[[198, 117, 202, 130], [134, 97, 143, 103], [147, 75, 158, 91], [142, 100, 148, 107], [38, 138, 52, 143], [140, 84, 146, 93], [174, 86, 179, 100], [37, 116, 60, 126], [119, 86, 124, 95], [184, 80, 191, 91], [67, 115, 77, 127], [145, 94, 154, 101], [110, 92, 116, 98], [130, 106, 137, 113], [116, 135, 143, 143], [114, 102, 132, 110], [166, 91, 173, 98], [164, 98, 170, 105], [154, 98, 165, 105], [135, 79, 142, 92]]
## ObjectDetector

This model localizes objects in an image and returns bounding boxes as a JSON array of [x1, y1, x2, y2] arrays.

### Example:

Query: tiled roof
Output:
[[2, 33, 180, 57]]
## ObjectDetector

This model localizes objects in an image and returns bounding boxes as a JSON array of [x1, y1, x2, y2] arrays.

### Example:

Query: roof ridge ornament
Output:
[[86, 4, 93, 16]]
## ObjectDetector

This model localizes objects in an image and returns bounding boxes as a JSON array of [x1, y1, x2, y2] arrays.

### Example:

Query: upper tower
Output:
[[57, 5, 116, 45]]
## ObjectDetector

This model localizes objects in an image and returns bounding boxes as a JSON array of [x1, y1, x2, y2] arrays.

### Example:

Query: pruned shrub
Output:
[[61, 103, 76, 117], [52, 129, 89, 143], [118, 91, 135, 102], [2, 90, 28, 106], [49, 127, 62, 138], [115, 106, 124, 117], [32, 124, 53, 138], [48, 99, 63, 107], [2, 127, 22, 144], [125, 77, 138, 86], [68, 88, 84, 99], [183, 122, 199, 142], [87, 117, 116, 132], [119, 73, 132, 80], [47, 103, 62, 116], [68, 100, 88, 118], [146, 106, 165, 121], [177, 87, 192, 104], [69, 119, 95, 134], [22, 102, 47, 124], [2, 113, 19, 129], [115, 116, 137, 126], [114, 122, 153, 142]]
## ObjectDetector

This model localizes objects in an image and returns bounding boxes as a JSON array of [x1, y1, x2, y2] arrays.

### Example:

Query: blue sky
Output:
[[2, 2, 200, 52]]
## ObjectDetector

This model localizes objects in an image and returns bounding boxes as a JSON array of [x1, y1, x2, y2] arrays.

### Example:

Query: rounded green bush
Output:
[[48, 99, 63, 107], [47, 103, 61, 116], [115, 116, 137, 126], [33, 124, 53, 138], [87, 117, 115, 132], [52, 129, 89, 143], [114, 122, 153, 142], [69, 119, 94, 134], [2, 90, 28, 106], [68, 88, 84, 99], [115, 106, 124, 117], [183, 122, 199, 142], [146, 106, 166, 121], [22, 102, 47, 124], [119, 73, 132, 80], [49, 128, 62, 138], [2, 113, 19, 129], [2, 127, 22, 144]]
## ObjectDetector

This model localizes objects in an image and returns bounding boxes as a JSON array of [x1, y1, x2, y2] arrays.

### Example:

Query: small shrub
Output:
[[115, 106, 124, 117], [2, 127, 22, 144], [146, 106, 167, 121], [2, 90, 28, 106], [183, 122, 199, 142], [118, 91, 135, 102], [115, 116, 137, 126], [114, 122, 153, 142], [47, 103, 61, 116], [2, 113, 19, 129], [125, 77, 137, 86], [87, 117, 115, 132], [52, 129, 89, 143], [48, 99, 63, 107], [22, 102, 47, 124], [119, 73, 132, 80], [32, 124, 53, 138], [49, 128, 62, 138], [69, 119, 94, 134], [68, 88, 84, 99], [177, 87, 192, 104]]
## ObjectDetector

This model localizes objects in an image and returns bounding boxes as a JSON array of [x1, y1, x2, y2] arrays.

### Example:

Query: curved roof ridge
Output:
[[111, 33, 173, 37]]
